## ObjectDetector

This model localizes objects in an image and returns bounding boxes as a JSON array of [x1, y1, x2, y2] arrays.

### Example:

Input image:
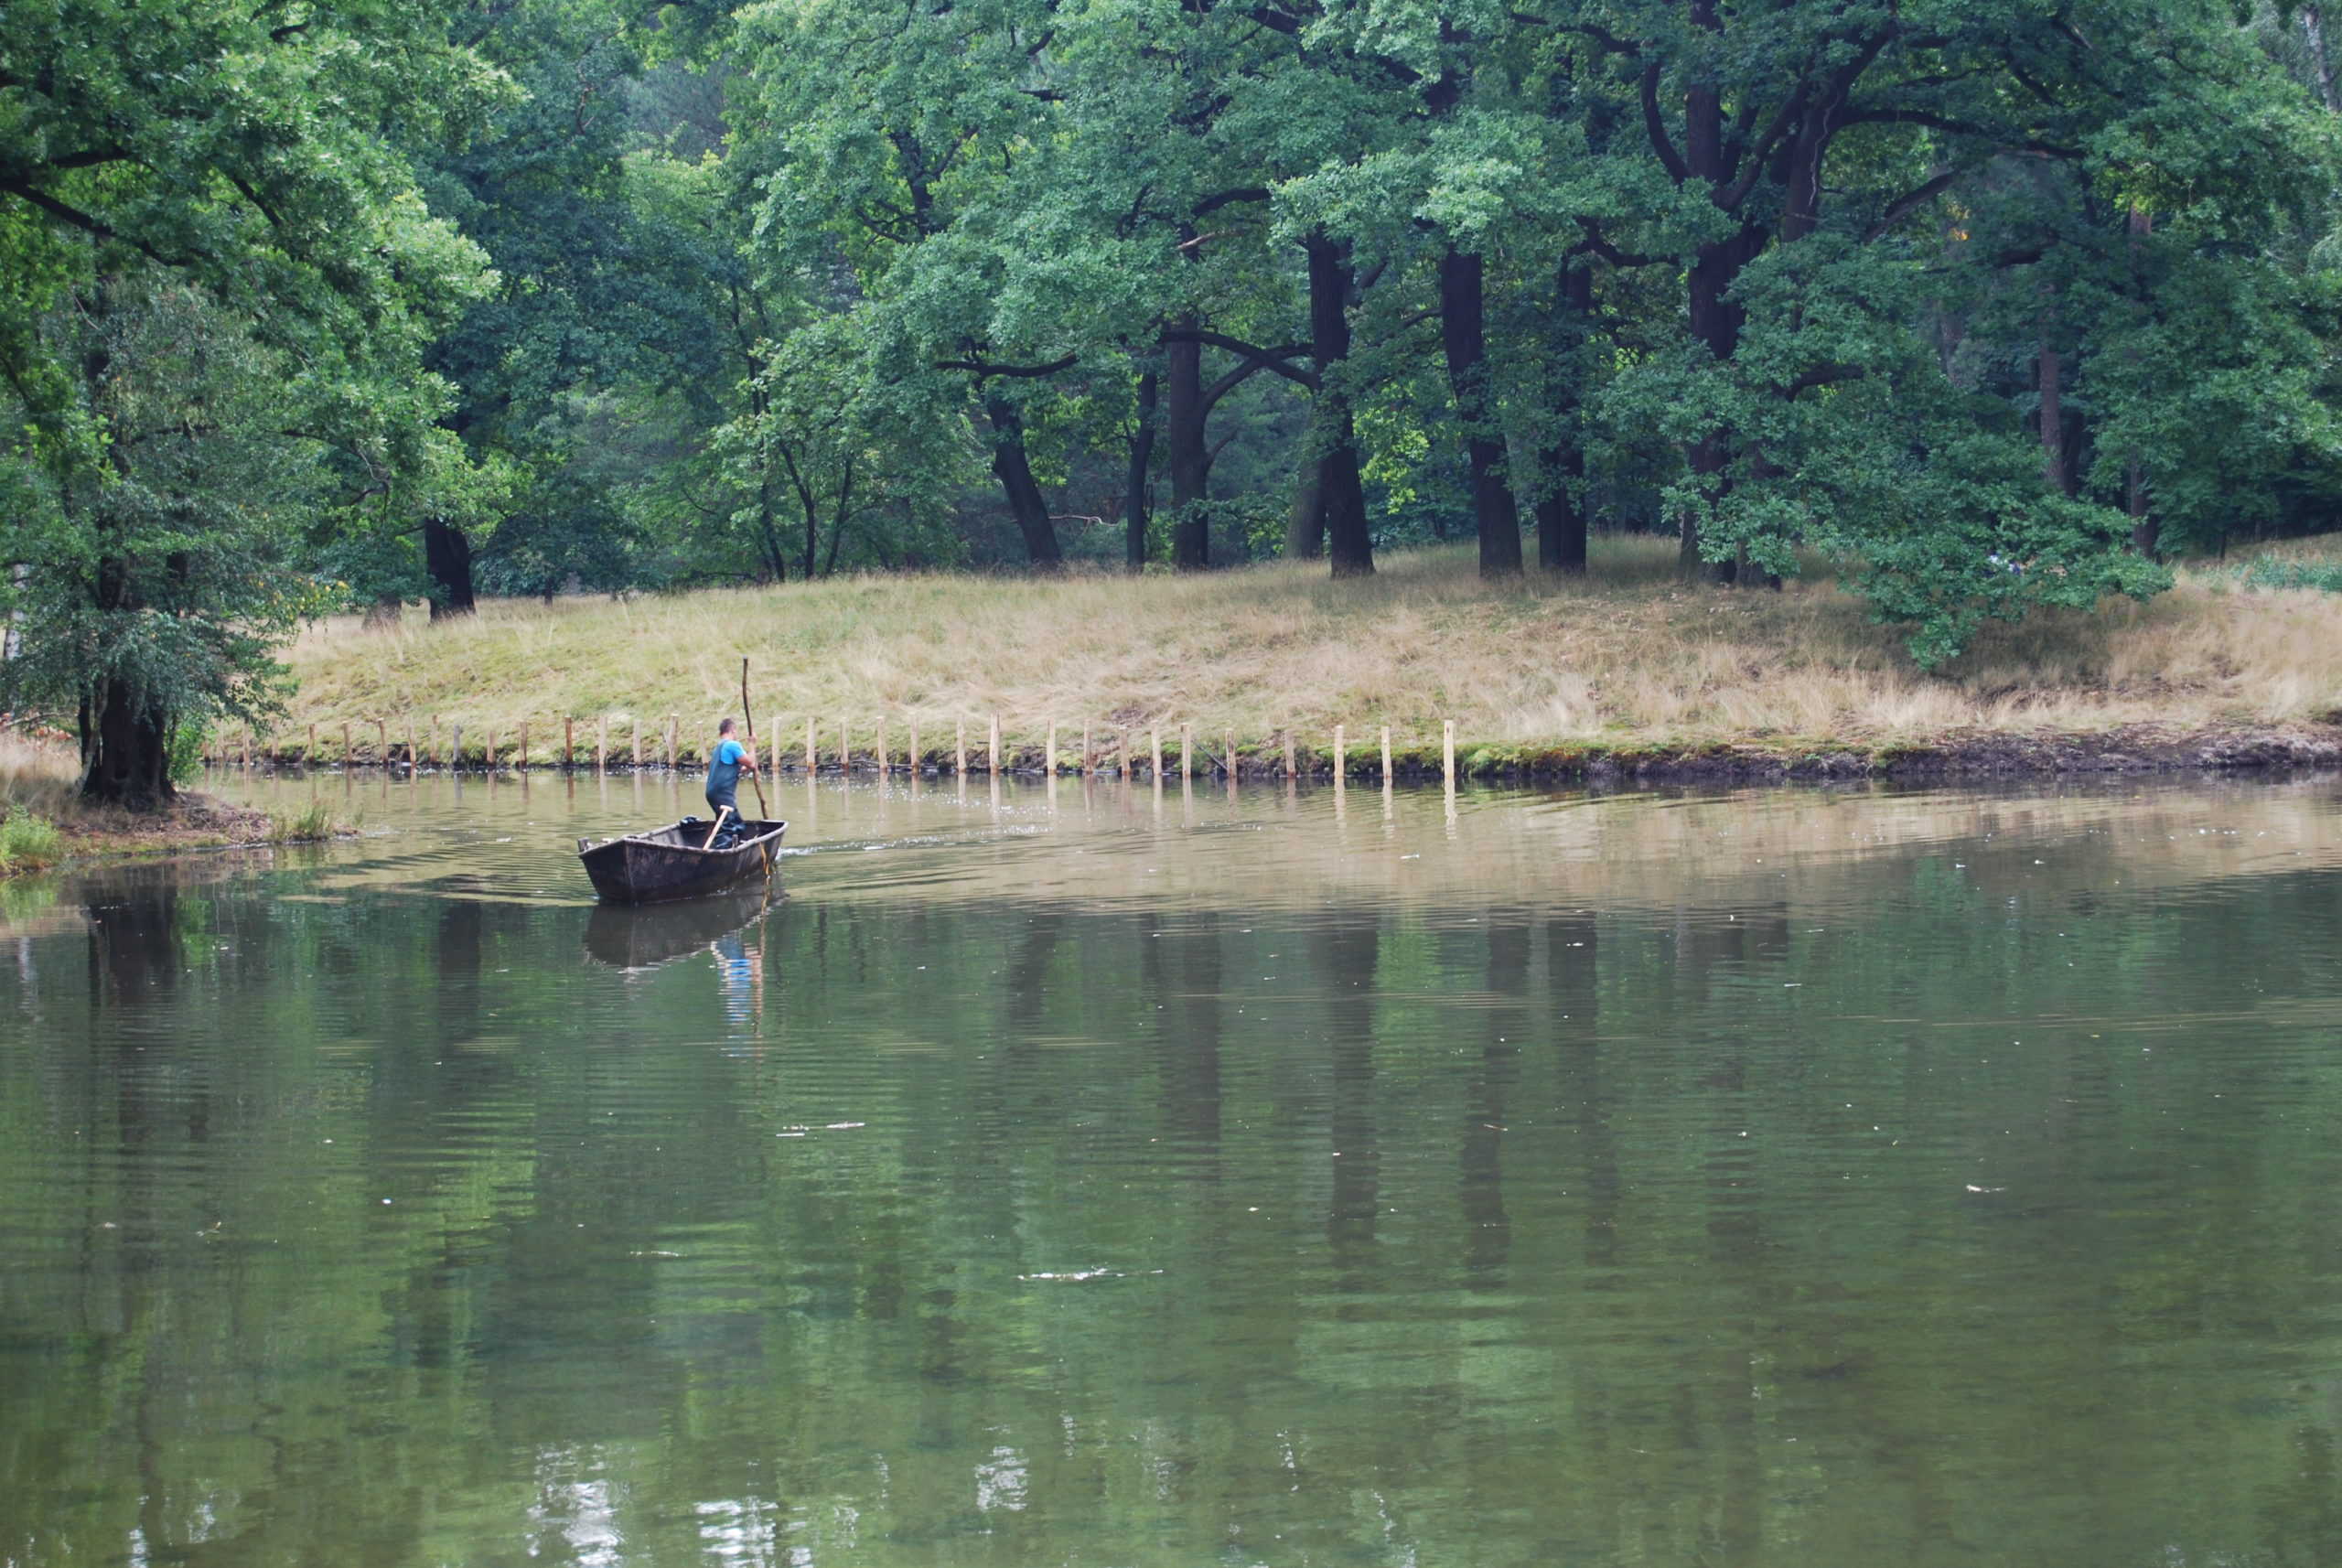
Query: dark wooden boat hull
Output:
[[577, 819, 787, 905]]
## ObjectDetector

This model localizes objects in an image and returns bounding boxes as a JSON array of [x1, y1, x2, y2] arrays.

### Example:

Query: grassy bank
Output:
[[0, 731, 341, 875], [254, 535, 2342, 777]]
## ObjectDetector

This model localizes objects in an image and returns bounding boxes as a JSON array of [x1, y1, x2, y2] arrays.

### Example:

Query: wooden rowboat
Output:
[[576, 818, 787, 905]]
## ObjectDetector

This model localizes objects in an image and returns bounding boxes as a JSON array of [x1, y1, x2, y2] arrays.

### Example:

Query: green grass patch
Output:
[[0, 807, 64, 875], [2232, 558, 2342, 594]]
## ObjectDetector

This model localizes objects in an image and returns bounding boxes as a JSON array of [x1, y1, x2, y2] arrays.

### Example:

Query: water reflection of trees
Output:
[[11, 833, 2342, 1564]]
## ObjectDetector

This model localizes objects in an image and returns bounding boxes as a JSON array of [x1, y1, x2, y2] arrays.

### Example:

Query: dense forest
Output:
[[7, 0, 2342, 802]]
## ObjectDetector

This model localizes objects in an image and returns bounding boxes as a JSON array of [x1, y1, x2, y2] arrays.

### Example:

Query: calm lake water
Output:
[[5, 767, 2342, 1568]]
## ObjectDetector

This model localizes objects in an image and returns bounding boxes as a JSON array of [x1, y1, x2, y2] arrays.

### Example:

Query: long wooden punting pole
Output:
[[740, 658, 773, 822], [741, 658, 774, 875]]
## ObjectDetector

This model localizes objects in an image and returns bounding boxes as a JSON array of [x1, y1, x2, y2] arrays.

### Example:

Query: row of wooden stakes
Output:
[[206, 714, 1466, 784]]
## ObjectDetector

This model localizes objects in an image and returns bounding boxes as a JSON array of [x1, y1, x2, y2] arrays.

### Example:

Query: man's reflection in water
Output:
[[713, 928, 764, 1036]]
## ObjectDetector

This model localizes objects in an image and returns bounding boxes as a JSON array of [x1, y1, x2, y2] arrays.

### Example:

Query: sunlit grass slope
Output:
[[275, 535, 2342, 764]]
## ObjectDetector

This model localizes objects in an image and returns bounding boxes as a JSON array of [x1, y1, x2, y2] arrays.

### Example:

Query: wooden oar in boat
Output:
[[702, 804, 732, 849]]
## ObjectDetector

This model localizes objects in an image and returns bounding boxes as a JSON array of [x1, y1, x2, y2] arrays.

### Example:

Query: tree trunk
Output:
[[2038, 331, 2068, 495], [1438, 248, 1523, 577], [1284, 421, 1326, 560], [1306, 231, 1372, 579], [1125, 370, 1157, 572], [82, 671, 172, 809], [2129, 488, 2158, 557], [1536, 263, 1592, 574], [1681, 227, 1762, 583], [984, 395, 1064, 570], [2309, 5, 2341, 113], [2125, 203, 2155, 558], [800, 485, 819, 581], [424, 516, 476, 618], [823, 462, 854, 577], [1166, 317, 1211, 570]]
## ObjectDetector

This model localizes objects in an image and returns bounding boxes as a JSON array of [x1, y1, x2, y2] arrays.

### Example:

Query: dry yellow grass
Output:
[[267, 536, 2342, 763], [0, 729, 80, 815]]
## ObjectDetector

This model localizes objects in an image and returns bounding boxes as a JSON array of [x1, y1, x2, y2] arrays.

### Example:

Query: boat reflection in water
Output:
[[582, 886, 776, 978]]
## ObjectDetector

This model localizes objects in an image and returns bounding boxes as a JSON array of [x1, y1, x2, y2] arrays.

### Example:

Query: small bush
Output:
[[167, 721, 211, 786]]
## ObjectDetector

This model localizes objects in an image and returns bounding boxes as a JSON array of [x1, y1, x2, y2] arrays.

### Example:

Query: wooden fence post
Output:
[[1334, 725, 1345, 779], [666, 714, 677, 771], [1149, 727, 1161, 780], [308, 723, 317, 763], [1443, 719, 1456, 788], [453, 724, 464, 768], [633, 717, 643, 770], [1081, 725, 1092, 776], [1047, 722, 1058, 777], [429, 718, 438, 767], [806, 714, 817, 774], [1381, 726, 1392, 782], [564, 716, 574, 768], [989, 714, 1002, 775], [340, 721, 351, 764], [488, 725, 497, 769], [404, 722, 414, 770], [1179, 723, 1192, 781], [955, 718, 967, 779], [910, 716, 921, 774], [520, 720, 530, 770], [1224, 730, 1235, 779], [596, 717, 606, 773], [1284, 731, 1295, 779]]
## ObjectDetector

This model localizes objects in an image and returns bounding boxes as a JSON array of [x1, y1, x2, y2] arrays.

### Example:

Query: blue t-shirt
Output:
[[707, 737, 747, 795]]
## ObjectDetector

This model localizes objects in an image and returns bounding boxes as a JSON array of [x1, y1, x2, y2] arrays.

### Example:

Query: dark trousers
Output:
[[705, 784, 737, 819]]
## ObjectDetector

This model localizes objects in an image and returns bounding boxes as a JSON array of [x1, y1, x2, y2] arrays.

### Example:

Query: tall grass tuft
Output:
[[0, 807, 63, 874], [269, 802, 336, 843]]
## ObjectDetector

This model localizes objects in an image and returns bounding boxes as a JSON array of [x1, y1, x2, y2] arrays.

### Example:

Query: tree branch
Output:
[[1717, 89, 1810, 209], [1864, 169, 1961, 242], [1540, 19, 1640, 55], [1836, 109, 2078, 158], [1778, 364, 1865, 398], [1573, 218, 1666, 269], [935, 352, 1080, 381], [1162, 328, 1318, 388], [1192, 186, 1269, 219], [1642, 60, 1690, 184], [0, 179, 177, 267]]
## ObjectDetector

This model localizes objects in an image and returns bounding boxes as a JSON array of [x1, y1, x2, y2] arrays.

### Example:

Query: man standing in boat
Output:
[[705, 717, 757, 822]]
